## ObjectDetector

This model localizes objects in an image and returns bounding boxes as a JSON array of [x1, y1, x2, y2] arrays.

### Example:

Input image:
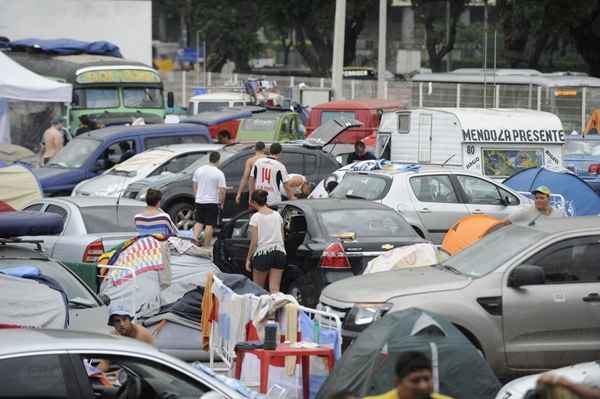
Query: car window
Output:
[[97, 140, 136, 172], [499, 187, 520, 206], [280, 152, 304, 173], [23, 203, 43, 212], [145, 135, 207, 149], [80, 205, 144, 233], [409, 175, 458, 203], [151, 152, 206, 176], [45, 204, 68, 225], [81, 355, 210, 398], [319, 208, 414, 238], [456, 175, 503, 205], [320, 111, 356, 124], [0, 354, 69, 398], [330, 173, 391, 201], [304, 154, 317, 175], [221, 154, 251, 185], [525, 236, 600, 284]]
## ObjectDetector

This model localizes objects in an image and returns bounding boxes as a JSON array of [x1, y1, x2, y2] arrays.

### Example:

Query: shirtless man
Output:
[[41, 117, 66, 165], [235, 141, 266, 206]]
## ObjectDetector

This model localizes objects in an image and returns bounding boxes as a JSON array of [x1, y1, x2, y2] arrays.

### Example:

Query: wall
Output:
[[0, 0, 152, 65]]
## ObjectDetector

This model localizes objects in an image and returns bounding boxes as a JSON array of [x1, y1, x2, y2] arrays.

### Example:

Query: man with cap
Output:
[[41, 117, 66, 165], [107, 304, 155, 346], [504, 185, 566, 226]]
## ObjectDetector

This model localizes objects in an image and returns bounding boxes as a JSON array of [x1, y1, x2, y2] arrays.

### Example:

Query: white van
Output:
[[376, 108, 565, 180], [188, 92, 253, 115]]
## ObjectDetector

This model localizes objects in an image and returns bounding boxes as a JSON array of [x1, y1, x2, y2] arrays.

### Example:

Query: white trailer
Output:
[[376, 108, 565, 180]]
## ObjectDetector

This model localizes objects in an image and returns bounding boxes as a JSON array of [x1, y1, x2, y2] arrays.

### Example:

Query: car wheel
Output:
[[287, 276, 317, 308], [168, 201, 195, 230]]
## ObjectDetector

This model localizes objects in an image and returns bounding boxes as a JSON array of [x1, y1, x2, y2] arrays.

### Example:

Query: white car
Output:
[[315, 163, 532, 243], [72, 143, 222, 197], [496, 361, 600, 399]]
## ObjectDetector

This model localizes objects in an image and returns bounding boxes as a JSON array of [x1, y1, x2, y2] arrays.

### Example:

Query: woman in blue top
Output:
[[134, 189, 178, 236]]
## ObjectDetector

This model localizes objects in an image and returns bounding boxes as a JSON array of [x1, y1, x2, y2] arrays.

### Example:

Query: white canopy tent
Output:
[[0, 51, 72, 143]]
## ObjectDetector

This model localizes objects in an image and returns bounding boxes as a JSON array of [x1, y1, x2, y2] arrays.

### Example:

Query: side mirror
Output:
[[508, 264, 545, 288], [167, 92, 175, 109], [99, 294, 111, 306]]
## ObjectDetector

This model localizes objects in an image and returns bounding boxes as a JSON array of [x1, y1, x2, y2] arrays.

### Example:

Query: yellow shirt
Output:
[[364, 389, 453, 399]]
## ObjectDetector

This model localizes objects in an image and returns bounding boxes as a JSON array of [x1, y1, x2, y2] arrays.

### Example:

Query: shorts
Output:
[[252, 250, 287, 272], [194, 203, 219, 226]]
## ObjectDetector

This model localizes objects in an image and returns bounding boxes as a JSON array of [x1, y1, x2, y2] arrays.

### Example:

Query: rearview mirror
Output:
[[167, 91, 175, 109], [508, 264, 545, 288]]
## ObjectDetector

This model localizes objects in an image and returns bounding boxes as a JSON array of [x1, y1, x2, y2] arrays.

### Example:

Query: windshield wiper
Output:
[[438, 264, 462, 275], [345, 194, 367, 200]]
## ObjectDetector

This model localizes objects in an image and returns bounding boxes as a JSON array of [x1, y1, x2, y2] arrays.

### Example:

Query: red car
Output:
[[305, 99, 402, 145]]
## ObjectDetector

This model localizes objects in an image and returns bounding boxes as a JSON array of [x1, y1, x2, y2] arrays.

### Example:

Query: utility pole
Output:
[[331, 0, 347, 100], [377, 0, 387, 98]]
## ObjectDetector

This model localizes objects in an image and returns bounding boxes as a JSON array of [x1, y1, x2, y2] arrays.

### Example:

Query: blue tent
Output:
[[504, 167, 600, 216], [9, 38, 122, 58]]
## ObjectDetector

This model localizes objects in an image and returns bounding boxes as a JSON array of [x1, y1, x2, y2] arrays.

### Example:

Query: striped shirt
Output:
[[134, 212, 178, 236]]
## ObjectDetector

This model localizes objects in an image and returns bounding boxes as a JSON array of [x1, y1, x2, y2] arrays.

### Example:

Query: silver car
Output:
[[0, 328, 258, 399], [22, 196, 146, 265], [320, 217, 600, 378], [72, 143, 223, 198], [327, 166, 532, 243]]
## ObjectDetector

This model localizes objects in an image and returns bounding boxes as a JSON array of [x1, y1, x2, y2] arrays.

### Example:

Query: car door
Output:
[[216, 210, 254, 275], [453, 174, 520, 219], [0, 353, 83, 398], [408, 174, 470, 243], [503, 235, 600, 369]]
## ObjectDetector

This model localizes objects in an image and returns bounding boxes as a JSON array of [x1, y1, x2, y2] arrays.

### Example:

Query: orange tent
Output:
[[441, 214, 504, 256]]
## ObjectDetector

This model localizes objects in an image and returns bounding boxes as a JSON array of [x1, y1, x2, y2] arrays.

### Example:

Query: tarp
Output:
[[441, 215, 504, 256], [503, 167, 600, 216], [0, 164, 43, 211], [0, 144, 35, 164], [0, 51, 72, 102], [0, 273, 67, 329], [316, 308, 501, 399], [9, 38, 122, 57], [364, 243, 439, 274]]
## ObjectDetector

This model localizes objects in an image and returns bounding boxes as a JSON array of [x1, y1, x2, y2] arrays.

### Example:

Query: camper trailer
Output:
[[376, 108, 565, 180]]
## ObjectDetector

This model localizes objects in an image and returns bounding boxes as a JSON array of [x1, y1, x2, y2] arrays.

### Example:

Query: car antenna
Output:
[[441, 154, 455, 167]]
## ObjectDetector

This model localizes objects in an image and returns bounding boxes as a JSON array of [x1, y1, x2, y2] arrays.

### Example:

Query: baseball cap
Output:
[[532, 185, 551, 197], [107, 303, 133, 325]]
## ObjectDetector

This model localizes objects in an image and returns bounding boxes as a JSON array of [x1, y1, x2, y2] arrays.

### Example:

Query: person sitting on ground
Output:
[[347, 140, 376, 164], [236, 141, 266, 206], [502, 185, 566, 226], [134, 188, 178, 236], [364, 351, 452, 399], [245, 189, 286, 293]]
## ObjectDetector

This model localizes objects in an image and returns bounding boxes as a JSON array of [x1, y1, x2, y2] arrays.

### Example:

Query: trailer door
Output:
[[417, 113, 432, 163]]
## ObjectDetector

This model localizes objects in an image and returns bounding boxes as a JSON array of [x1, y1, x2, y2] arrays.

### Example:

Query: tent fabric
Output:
[[316, 308, 501, 399], [0, 164, 43, 212], [503, 167, 600, 216], [0, 51, 72, 102], [0, 144, 35, 163], [0, 99, 9, 144], [364, 243, 439, 274], [9, 38, 122, 58], [442, 215, 504, 256], [0, 274, 67, 329]]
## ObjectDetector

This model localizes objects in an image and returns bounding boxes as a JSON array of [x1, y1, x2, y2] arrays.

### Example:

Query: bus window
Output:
[[123, 88, 163, 108], [73, 88, 119, 108]]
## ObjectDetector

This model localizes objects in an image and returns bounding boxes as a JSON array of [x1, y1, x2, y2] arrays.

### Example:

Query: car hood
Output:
[[32, 167, 82, 189], [320, 265, 471, 304], [76, 174, 137, 197], [32, 167, 72, 180]]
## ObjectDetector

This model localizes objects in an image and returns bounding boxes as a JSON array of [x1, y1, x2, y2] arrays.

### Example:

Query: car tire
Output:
[[168, 201, 196, 231], [287, 275, 318, 308]]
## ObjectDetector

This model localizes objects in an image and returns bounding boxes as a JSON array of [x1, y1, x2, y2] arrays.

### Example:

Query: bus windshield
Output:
[[73, 88, 119, 108], [123, 88, 163, 108]]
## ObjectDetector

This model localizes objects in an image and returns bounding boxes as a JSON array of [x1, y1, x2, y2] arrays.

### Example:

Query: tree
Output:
[[569, 1, 600, 77], [412, 0, 469, 72]]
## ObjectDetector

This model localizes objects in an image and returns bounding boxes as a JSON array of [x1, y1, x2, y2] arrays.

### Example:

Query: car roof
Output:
[[284, 198, 394, 211], [75, 123, 210, 141], [41, 196, 145, 208], [313, 99, 402, 110], [153, 143, 224, 154], [526, 216, 600, 234]]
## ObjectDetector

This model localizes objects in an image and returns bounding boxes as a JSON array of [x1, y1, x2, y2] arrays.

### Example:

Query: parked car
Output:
[[124, 120, 352, 229], [71, 144, 221, 198], [563, 133, 600, 193], [214, 199, 424, 307], [34, 124, 212, 196], [328, 166, 532, 243], [496, 361, 600, 399], [21, 197, 145, 267], [182, 109, 253, 141], [236, 110, 304, 142], [305, 99, 402, 145], [0, 241, 109, 332], [320, 217, 600, 378], [188, 92, 253, 115], [0, 328, 258, 399]]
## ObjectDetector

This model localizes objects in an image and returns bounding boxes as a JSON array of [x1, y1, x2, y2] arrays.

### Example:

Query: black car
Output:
[[124, 118, 362, 229], [213, 199, 425, 307]]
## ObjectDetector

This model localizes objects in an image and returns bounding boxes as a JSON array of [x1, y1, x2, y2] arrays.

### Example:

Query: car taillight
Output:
[[319, 242, 351, 269], [82, 239, 105, 263], [589, 164, 600, 175]]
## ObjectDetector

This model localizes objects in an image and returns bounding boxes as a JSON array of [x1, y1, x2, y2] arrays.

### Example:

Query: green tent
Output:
[[316, 308, 500, 399]]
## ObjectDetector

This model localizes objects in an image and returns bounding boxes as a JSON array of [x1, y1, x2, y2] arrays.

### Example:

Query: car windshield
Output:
[[123, 87, 163, 108], [443, 224, 548, 277], [565, 140, 600, 157], [240, 116, 278, 132], [330, 173, 391, 200], [320, 111, 356, 125], [0, 258, 99, 307], [319, 208, 413, 238], [189, 102, 230, 114], [47, 138, 101, 168], [81, 205, 144, 233]]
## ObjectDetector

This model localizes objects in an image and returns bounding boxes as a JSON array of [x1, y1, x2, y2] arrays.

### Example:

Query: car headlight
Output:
[[342, 303, 393, 332]]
